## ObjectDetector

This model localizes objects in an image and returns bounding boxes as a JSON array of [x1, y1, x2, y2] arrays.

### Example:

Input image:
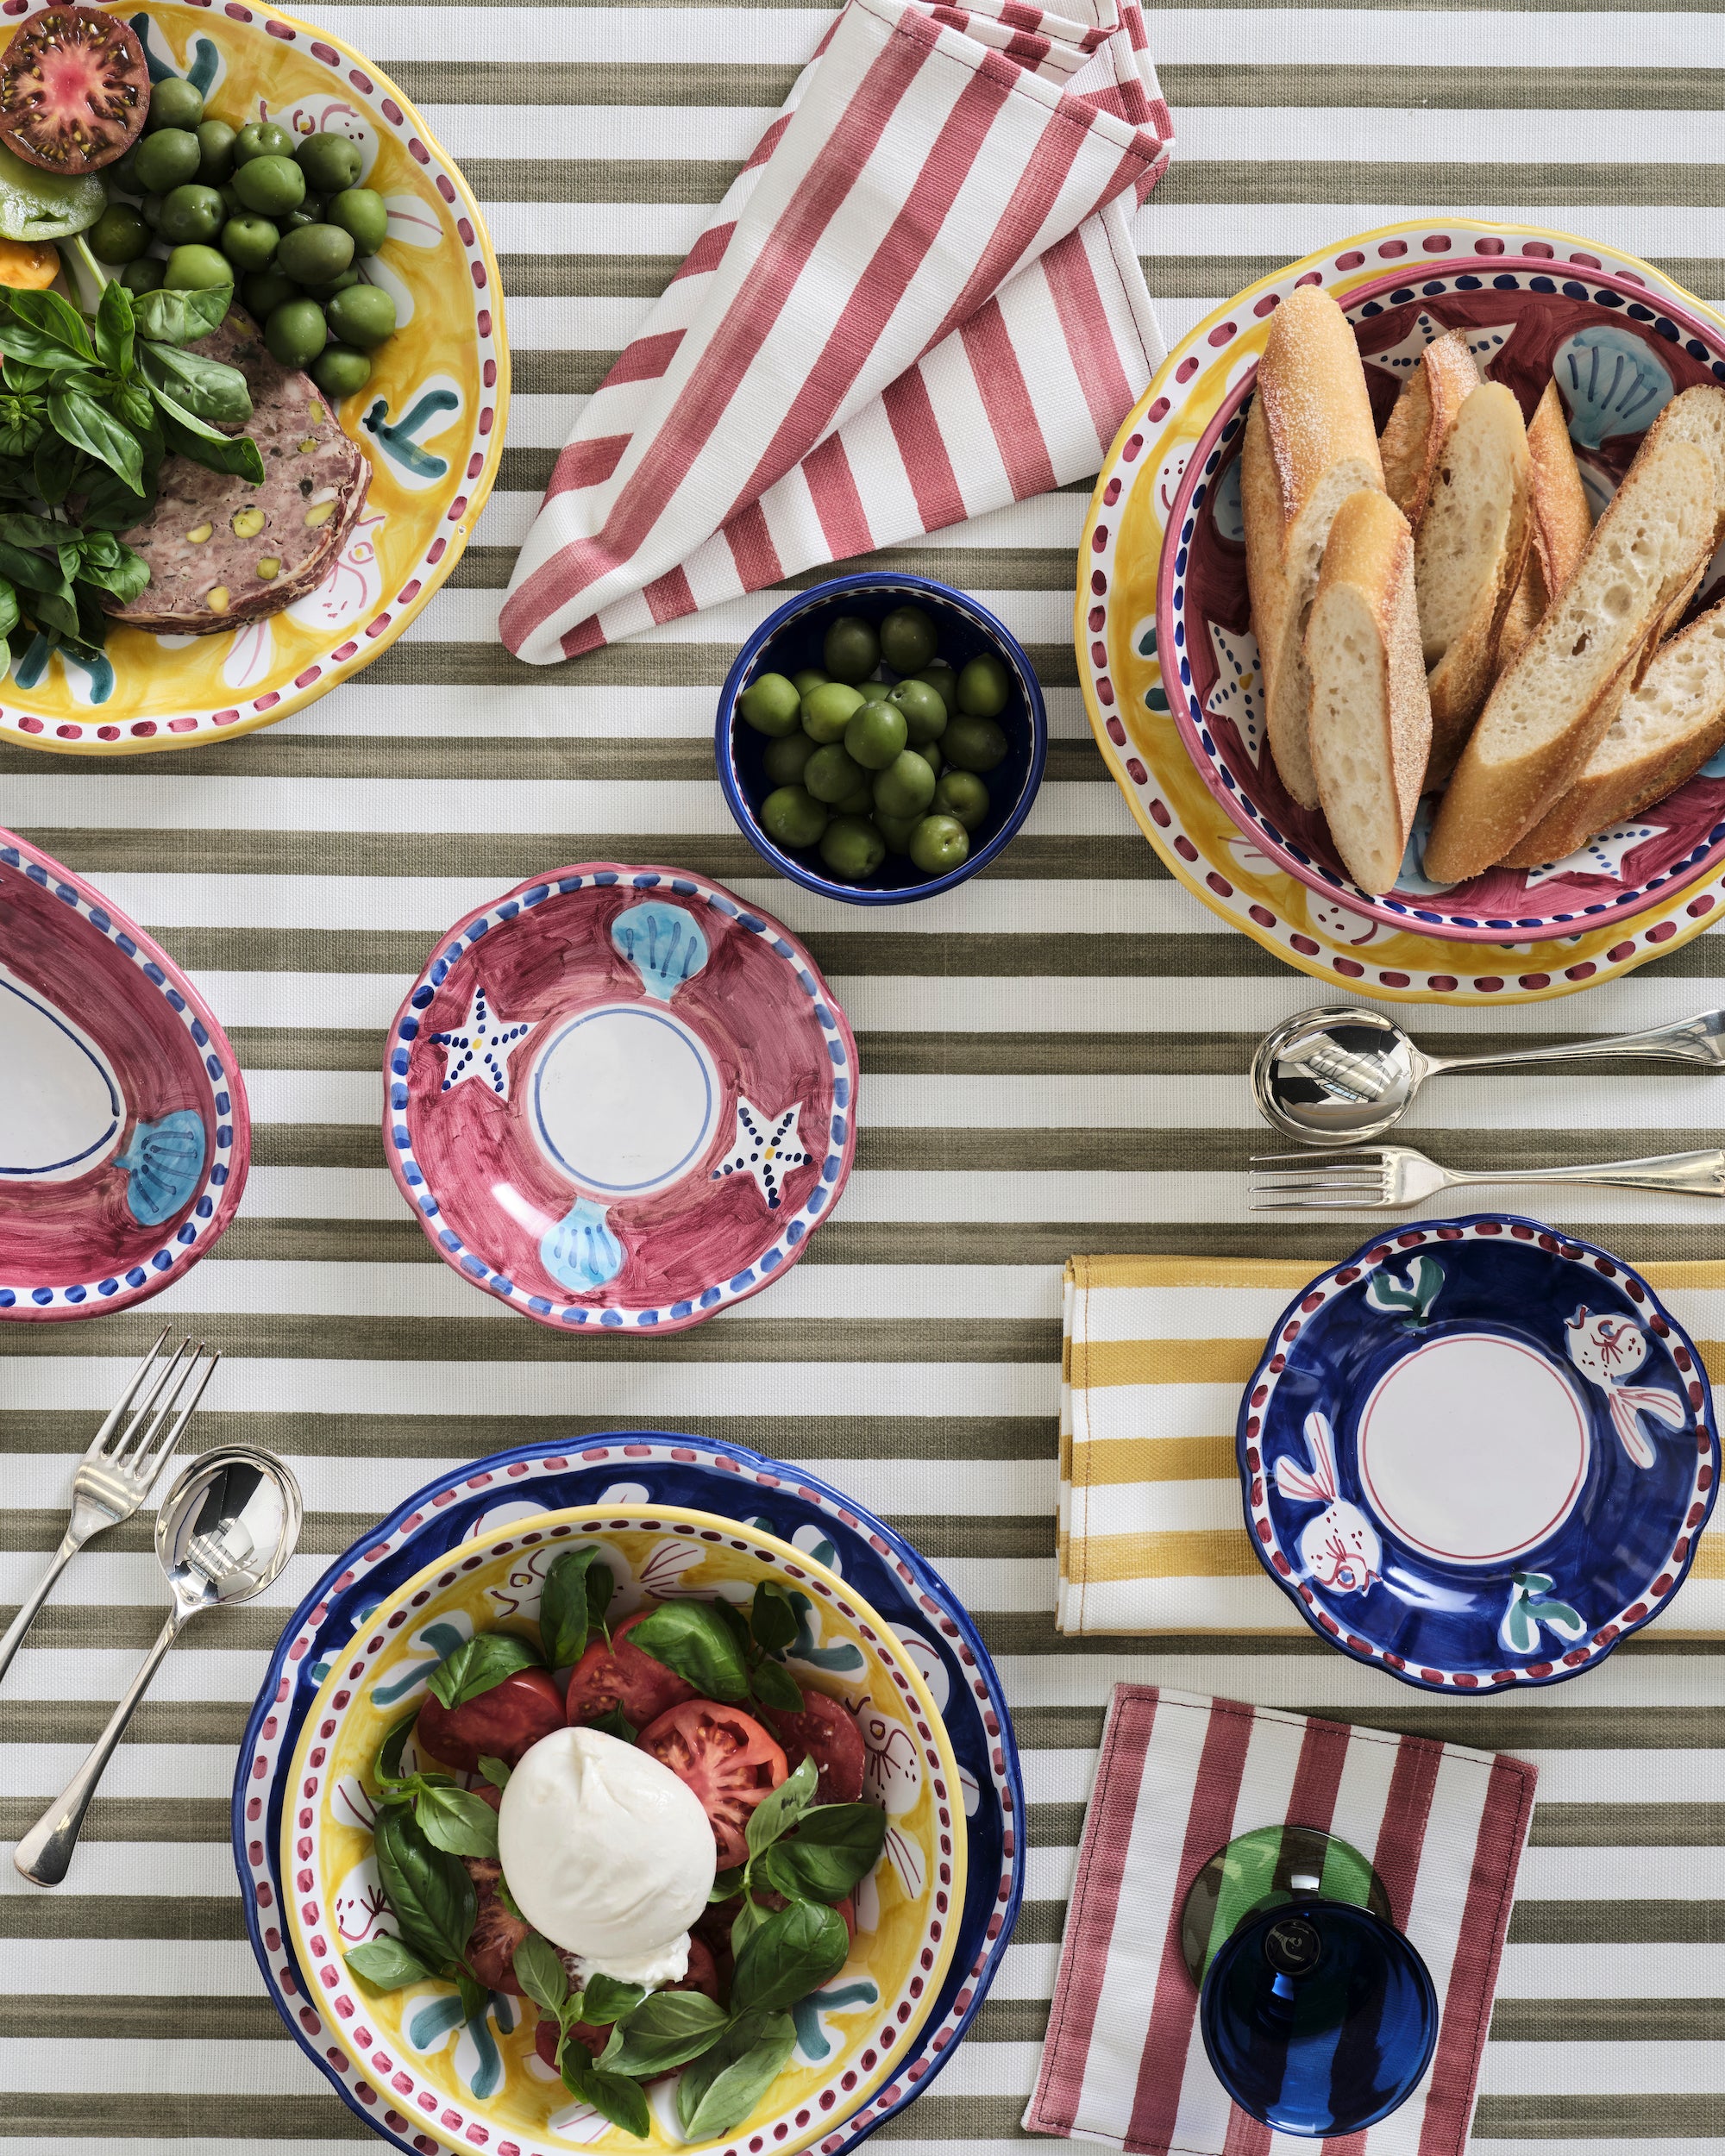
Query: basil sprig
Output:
[[425, 1629, 543, 1712], [676, 2010, 799, 2140], [539, 1544, 615, 1669], [629, 1583, 805, 1714], [344, 1802, 480, 1996], [366, 1708, 501, 1859]]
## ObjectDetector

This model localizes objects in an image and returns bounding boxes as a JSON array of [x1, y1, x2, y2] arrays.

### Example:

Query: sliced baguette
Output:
[[1500, 599, 1725, 867], [1377, 327, 1481, 529], [1305, 488, 1432, 893], [1634, 383, 1725, 649], [1242, 284, 1385, 809], [1496, 378, 1595, 673], [1414, 380, 1533, 784], [1422, 429, 1716, 883]]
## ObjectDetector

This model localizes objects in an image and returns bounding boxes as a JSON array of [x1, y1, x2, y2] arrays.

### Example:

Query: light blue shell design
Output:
[[541, 1195, 624, 1292], [1553, 324, 1674, 450], [612, 900, 709, 1001], [116, 1109, 206, 1226]]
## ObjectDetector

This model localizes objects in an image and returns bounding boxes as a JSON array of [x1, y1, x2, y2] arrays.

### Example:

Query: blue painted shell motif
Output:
[[611, 901, 709, 1002], [1552, 324, 1674, 450], [541, 1196, 624, 1292], [116, 1109, 206, 1226]]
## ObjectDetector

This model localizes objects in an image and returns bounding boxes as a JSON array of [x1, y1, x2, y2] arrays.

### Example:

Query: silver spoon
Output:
[[14, 1445, 302, 1888], [1252, 1005, 1725, 1146]]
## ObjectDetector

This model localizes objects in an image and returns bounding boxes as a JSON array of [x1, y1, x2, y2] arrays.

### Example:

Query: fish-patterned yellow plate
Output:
[[282, 1505, 967, 2156], [3, 0, 505, 754]]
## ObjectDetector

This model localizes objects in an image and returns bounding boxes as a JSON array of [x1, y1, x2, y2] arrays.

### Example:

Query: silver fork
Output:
[[1249, 1143, 1725, 1212], [0, 1328, 220, 1688]]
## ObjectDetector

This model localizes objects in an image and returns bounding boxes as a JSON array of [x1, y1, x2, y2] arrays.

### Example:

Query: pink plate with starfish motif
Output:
[[384, 864, 857, 1332]]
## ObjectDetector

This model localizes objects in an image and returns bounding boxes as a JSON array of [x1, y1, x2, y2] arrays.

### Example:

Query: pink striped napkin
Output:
[[1025, 1687, 1537, 2156], [499, 0, 1171, 662]]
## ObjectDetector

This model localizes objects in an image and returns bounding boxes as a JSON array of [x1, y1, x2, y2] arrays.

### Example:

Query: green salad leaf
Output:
[[425, 1630, 543, 1711], [730, 1896, 850, 2015], [675, 2010, 799, 2140], [343, 1934, 438, 1991], [538, 1544, 613, 1670]]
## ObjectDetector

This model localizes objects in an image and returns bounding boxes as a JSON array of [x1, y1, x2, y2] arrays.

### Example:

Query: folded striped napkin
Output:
[[500, 0, 1171, 662], [1057, 1255, 1725, 1635], [1024, 1685, 1537, 2156]]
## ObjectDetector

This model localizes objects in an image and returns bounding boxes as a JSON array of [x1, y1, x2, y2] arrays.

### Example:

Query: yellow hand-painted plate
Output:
[[5, 0, 505, 755], [283, 1505, 967, 2156], [1078, 216, 1725, 1004]]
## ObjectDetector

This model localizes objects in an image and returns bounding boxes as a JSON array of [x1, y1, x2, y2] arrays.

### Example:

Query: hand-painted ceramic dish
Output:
[[236, 1436, 1020, 2156], [1239, 1215, 1720, 1693], [5, 0, 505, 755], [1080, 216, 1725, 996], [280, 1500, 967, 2156], [384, 866, 857, 1333], [0, 827, 248, 1315]]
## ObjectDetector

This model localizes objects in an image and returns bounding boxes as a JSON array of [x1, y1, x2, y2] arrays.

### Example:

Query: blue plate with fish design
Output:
[[1239, 1215, 1719, 1693], [233, 1434, 1021, 2156]]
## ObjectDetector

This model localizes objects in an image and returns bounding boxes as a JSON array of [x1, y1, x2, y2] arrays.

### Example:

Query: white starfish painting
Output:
[[710, 1097, 810, 1209], [429, 985, 536, 1098], [1359, 309, 1518, 378], [1522, 823, 1665, 887], [1205, 621, 1263, 764]]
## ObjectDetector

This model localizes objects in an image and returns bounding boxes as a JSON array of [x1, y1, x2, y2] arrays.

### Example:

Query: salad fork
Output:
[[1249, 1144, 1725, 1212], [0, 1328, 219, 1688]]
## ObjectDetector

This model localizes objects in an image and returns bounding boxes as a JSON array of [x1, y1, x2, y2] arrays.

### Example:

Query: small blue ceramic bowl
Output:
[[716, 571, 1048, 905]]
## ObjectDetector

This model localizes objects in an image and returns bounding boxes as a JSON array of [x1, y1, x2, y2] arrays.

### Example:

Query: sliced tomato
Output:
[[417, 1665, 565, 1774], [760, 1688, 866, 1803], [565, 1608, 698, 1730], [463, 1857, 530, 1993], [637, 1698, 788, 1869]]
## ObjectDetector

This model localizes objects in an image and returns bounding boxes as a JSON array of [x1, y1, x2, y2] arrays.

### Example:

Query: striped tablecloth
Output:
[[3, 3, 1723, 2151]]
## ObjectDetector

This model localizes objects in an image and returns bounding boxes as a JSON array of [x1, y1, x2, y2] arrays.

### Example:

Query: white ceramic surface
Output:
[[0, 966, 125, 1181], [530, 1004, 723, 1199]]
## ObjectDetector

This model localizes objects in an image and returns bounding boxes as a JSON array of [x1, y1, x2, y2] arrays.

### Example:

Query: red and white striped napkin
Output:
[[1025, 1687, 1538, 2156], [499, 0, 1171, 662]]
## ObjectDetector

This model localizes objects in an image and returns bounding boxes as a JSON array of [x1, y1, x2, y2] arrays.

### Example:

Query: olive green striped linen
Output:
[[3, 2, 1725, 2147]]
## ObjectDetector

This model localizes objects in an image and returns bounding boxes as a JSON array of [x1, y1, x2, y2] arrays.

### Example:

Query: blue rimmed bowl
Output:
[[717, 572, 1047, 905]]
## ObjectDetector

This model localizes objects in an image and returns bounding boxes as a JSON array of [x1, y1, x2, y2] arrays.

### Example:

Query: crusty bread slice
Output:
[[1305, 489, 1433, 893], [1634, 383, 1725, 649], [1496, 378, 1595, 673], [1414, 380, 1532, 784], [1377, 327, 1481, 530], [1500, 599, 1725, 867], [1422, 429, 1716, 883], [1242, 285, 1385, 810]]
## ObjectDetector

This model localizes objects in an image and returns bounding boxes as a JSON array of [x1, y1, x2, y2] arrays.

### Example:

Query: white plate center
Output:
[[530, 1003, 720, 1199], [1357, 1332, 1590, 1564], [0, 967, 125, 1181]]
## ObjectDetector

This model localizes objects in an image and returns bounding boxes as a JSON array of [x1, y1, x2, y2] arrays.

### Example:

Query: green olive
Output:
[[909, 813, 970, 875], [932, 768, 989, 831], [873, 749, 938, 819], [264, 296, 328, 368], [310, 344, 371, 399], [325, 281, 396, 351], [875, 810, 921, 856], [915, 663, 959, 716], [761, 786, 827, 850], [889, 677, 947, 745], [147, 77, 205, 133], [844, 699, 906, 771], [911, 739, 943, 781], [235, 122, 296, 166], [762, 732, 817, 787], [119, 256, 166, 295], [196, 118, 237, 184], [878, 604, 938, 675], [277, 221, 355, 285], [327, 185, 387, 257], [819, 814, 885, 880], [800, 680, 864, 744], [163, 244, 232, 291], [282, 197, 326, 233], [855, 679, 894, 703], [301, 268, 361, 304], [738, 671, 802, 738], [791, 667, 828, 699], [133, 128, 201, 195], [957, 651, 1012, 717], [942, 712, 1008, 774], [805, 743, 869, 805], [831, 782, 874, 817], [822, 614, 880, 684], [108, 142, 141, 194], [89, 204, 150, 265], [219, 214, 279, 273], [158, 183, 225, 245], [232, 154, 306, 218], [243, 267, 300, 319], [296, 131, 365, 195]]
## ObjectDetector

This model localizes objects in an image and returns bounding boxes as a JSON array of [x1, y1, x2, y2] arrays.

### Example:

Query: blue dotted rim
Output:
[[385, 863, 858, 1332], [0, 834, 248, 1318]]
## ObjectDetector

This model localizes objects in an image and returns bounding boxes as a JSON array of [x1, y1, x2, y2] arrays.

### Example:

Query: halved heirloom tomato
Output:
[[416, 1665, 566, 1774], [759, 1688, 866, 1804], [565, 1608, 698, 1730], [0, 237, 58, 288], [0, 7, 148, 174], [637, 1699, 788, 1869], [465, 1854, 530, 1993]]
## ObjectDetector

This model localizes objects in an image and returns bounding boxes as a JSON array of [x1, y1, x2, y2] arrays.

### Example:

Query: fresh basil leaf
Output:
[[539, 1545, 604, 1670], [730, 1896, 850, 2015], [140, 341, 253, 424], [74, 542, 149, 605], [478, 1755, 511, 1790], [627, 1601, 749, 1703], [344, 1934, 438, 1990], [0, 537, 67, 597], [68, 586, 107, 652], [511, 1931, 569, 2019], [3, 363, 48, 392], [580, 1972, 648, 2027], [115, 378, 154, 433], [31, 429, 79, 506], [377, 1710, 419, 1787], [159, 411, 266, 486], [587, 1557, 615, 1634], [744, 1752, 817, 1860], [750, 1582, 799, 1655], [676, 2010, 798, 2140], [12, 288, 93, 356], [457, 1967, 490, 2026], [730, 1893, 770, 1959], [78, 460, 154, 532], [47, 389, 141, 492], [132, 280, 231, 349], [0, 580, 19, 641], [415, 1783, 502, 1860], [94, 279, 135, 376], [588, 1703, 636, 1745], [425, 1630, 543, 1712], [561, 2046, 651, 2140], [749, 1658, 804, 1714], [34, 586, 79, 640], [709, 1866, 743, 1903], [712, 1595, 752, 1651], [606, 1989, 730, 2078], [761, 1800, 887, 1902], [373, 1803, 476, 1973], [0, 511, 60, 552], [495, 1876, 527, 1923]]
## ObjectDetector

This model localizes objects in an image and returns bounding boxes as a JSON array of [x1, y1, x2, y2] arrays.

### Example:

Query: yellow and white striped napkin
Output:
[[1057, 1253, 1725, 1637]]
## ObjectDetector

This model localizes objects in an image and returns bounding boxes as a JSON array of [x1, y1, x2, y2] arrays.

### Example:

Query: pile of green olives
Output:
[[737, 603, 1015, 882], [88, 77, 398, 403]]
